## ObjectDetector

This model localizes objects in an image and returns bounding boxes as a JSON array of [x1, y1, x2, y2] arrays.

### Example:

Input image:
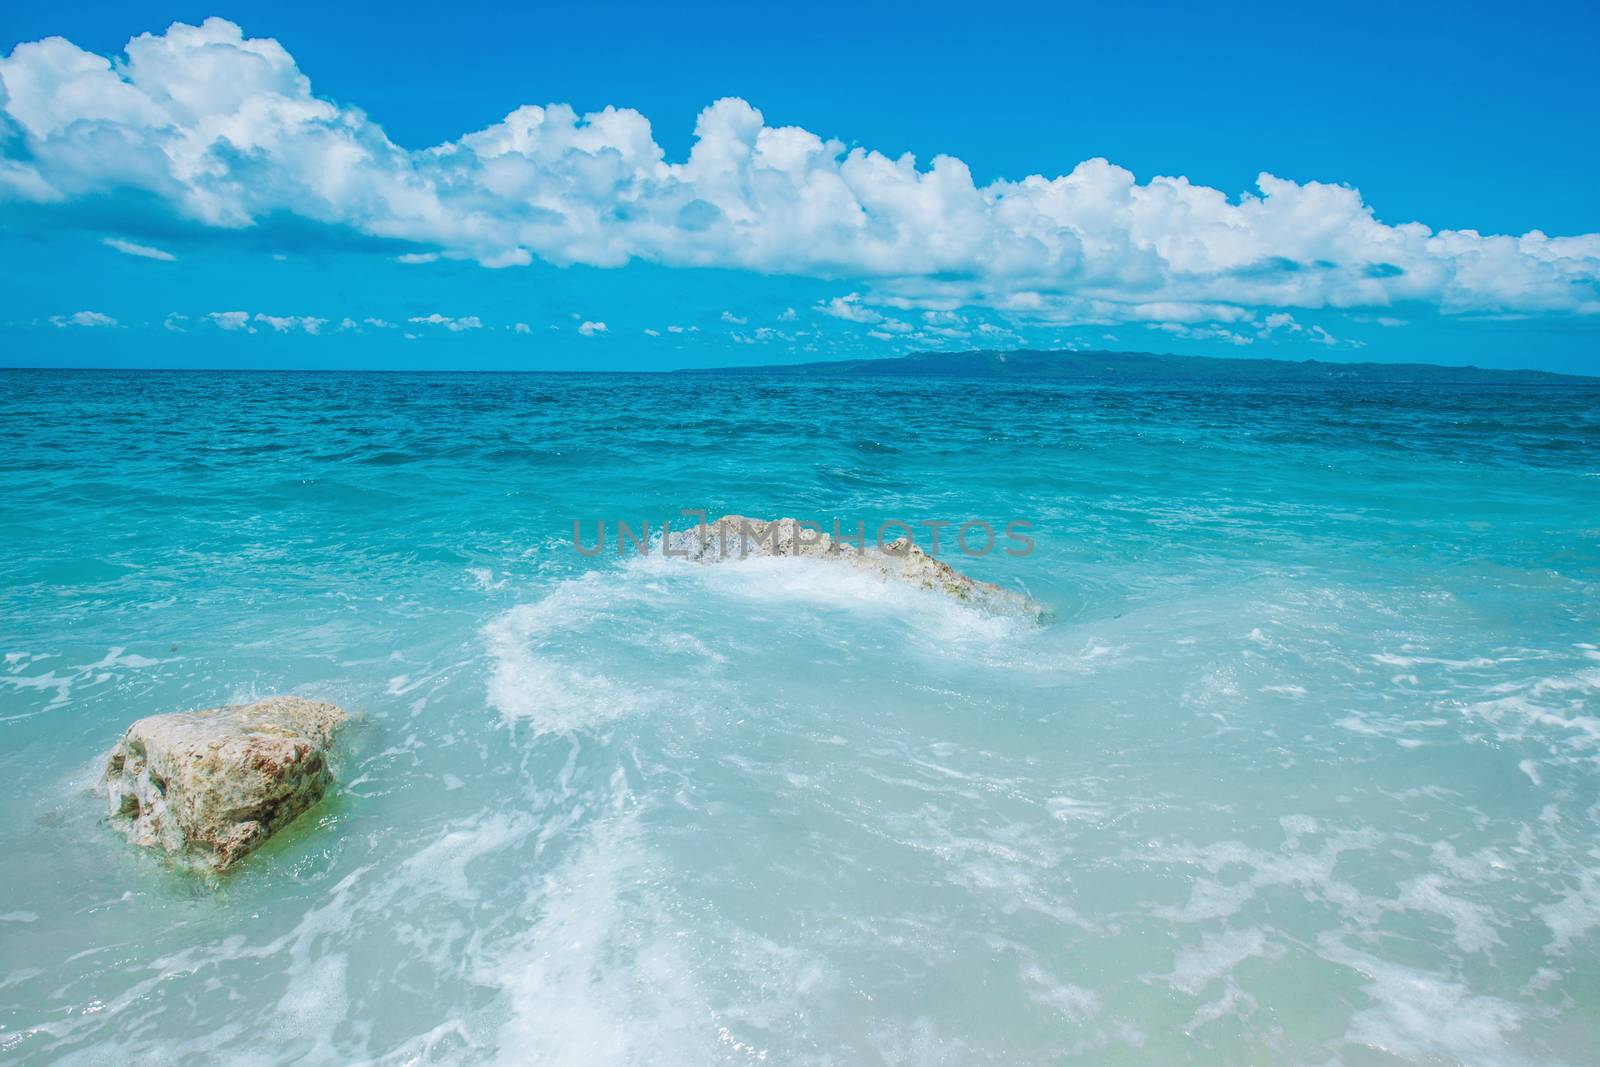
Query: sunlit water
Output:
[[2, 369, 1598, 1065]]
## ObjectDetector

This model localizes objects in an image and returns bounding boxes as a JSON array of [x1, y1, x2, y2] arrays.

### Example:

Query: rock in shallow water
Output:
[[101, 696, 346, 871], [674, 515, 1046, 620]]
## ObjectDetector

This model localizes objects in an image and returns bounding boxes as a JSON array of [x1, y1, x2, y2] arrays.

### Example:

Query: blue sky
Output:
[[2, 1, 1597, 371]]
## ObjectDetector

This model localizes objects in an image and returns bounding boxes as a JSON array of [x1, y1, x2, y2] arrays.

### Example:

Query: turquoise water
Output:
[[2, 369, 1599, 1065]]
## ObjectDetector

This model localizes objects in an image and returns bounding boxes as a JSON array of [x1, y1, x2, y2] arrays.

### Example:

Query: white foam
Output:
[[468, 566, 508, 591], [482, 574, 657, 733], [1536, 866, 1600, 952], [1319, 936, 1530, 1065], [483, 553, 1039, 733], [1396, 874, 1503, 953], [398, 812, 537, 899], [1164, 926, 1275, 994], [0, 669, 73, 709], [269, 952, 349, 1060], [662, 552, 1027, 647], [1019, 961, 1102, 1020], [75, 647, 165, 670], [1146, 824, 1384, 927], [1373, 652, 1506, 669], [1182, 986, 1258, 1033], [481, 808, 722, 1065], [1428, 842, 1510, 883]]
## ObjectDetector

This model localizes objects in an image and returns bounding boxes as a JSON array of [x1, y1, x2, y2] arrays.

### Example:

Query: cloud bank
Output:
[[2, 18, 1597, 326]]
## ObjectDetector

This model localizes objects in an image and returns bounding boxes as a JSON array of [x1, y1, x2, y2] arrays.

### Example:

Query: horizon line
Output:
[[2, 345, 1596, 381]]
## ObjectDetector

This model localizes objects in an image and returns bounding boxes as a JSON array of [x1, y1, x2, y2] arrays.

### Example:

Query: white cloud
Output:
[[103, 236, 175, 260], [408, 313, 481, 331], [163, 312, 188, 332], [1146, 309, 1355, 348], [6, 18, 1594, 326], [778, 307, 797, 322], [1257, 311, 1341, 345], [578, 320, 607, 336], [643, 327, 660, 336], [720, 310, 747, 324], [1150, 322, 1255, 346], [816, 293, 881, 323], [50, 309, 117, 327], [513, 321, 531, 334], [255, 313, 325, 334], [203, 309, 322, 333], [208, 310, 251, 331], [395, 252, 439, 264]]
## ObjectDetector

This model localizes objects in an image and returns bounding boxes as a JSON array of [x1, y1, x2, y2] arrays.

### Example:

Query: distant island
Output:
[[687, 349, 1596, 384]]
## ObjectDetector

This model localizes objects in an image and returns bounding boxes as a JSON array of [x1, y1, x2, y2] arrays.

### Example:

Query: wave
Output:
[[483, 554, 1038, 735]]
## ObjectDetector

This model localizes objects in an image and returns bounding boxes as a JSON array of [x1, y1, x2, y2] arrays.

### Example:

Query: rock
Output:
[[673, 515, 840, 562], [102, 696, 346, 871], [671, 515, 1045, 620]]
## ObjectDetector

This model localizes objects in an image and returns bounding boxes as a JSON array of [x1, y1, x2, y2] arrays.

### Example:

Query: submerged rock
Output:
[[672, 515, 1045, 620], [102, 696, 346, 871]]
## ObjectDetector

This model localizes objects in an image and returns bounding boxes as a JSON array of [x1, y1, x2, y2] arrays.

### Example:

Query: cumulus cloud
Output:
[[203, 310, 325, 333], [4, 18, 1596, 328], [50, 309, 117, 327], [816, 293, 882, 323], [1149, 322, 1254, 347], [103, 236, 175, 260], [1144, 310, 1353, 348], [578, 320, 607, 336], [408, 313, 481, 331], [255, 312, 325, 333]]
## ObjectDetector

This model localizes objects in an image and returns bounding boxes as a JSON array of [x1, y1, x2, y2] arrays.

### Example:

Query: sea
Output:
[[1, 368, 1598, 1065]]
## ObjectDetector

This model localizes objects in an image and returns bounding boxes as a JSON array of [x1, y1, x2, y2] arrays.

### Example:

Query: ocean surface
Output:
[[2, 368, 1598, 1066]]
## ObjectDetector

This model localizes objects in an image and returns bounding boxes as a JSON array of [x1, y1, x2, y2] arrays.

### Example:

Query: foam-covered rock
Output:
[[672, 515, 1044, 619], [101, 696, 346, 871]]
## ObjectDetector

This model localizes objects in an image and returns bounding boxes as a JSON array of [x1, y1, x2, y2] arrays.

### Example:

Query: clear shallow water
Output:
[[1, 368, 1598, 1065]]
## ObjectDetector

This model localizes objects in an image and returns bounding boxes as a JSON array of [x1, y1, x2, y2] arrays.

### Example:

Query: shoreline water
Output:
[[2, 370, 1597, 1063]]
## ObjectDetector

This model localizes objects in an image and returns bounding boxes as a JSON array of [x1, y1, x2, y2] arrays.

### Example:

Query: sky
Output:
[[1, 1, 1598, 372]]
